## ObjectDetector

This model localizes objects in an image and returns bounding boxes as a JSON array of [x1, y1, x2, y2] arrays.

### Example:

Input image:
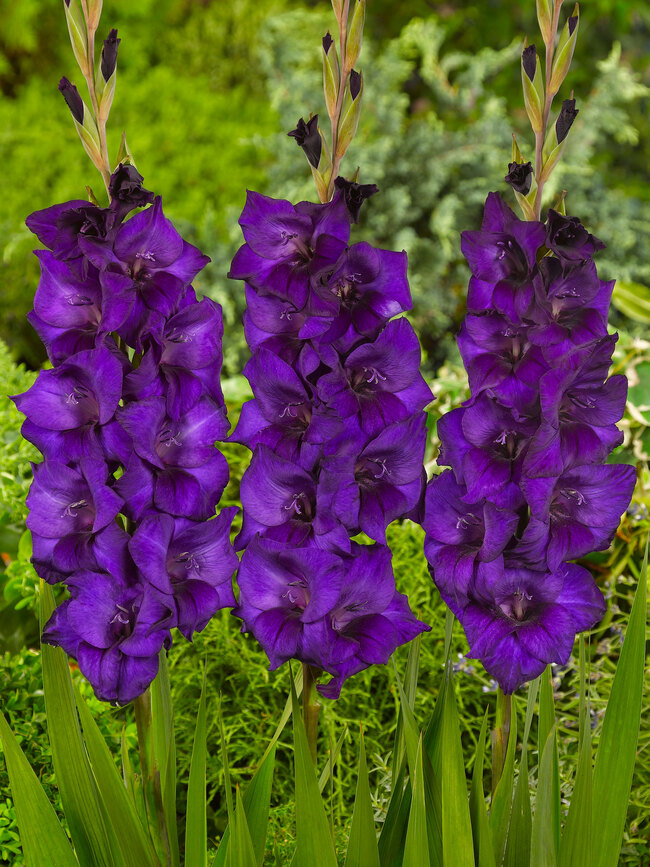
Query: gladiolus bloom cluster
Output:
[[423, 193, 636, 693], [13, 166, 238, 704], [229, 185, 432, 697]]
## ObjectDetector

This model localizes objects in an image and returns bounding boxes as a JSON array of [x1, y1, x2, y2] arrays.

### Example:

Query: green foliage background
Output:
[[0, 0, 649, 864]]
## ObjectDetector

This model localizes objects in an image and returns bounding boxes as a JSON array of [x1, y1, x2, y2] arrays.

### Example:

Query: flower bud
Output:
[[288, 115, 322, 168], [536, 0, 554, 45], [345, 0, 366, 71], [58, 77, 84, 124], [336, 70, 363, 157], [541, 99, 578, 179], [505, 161, 533, 195], [331, 0, 344, 18], [322, 31, 340, 120], [63, 0, 89, 76], [521, 44, 544, 133], [549, 5, 579, 95], [101, 28, 120, 82]]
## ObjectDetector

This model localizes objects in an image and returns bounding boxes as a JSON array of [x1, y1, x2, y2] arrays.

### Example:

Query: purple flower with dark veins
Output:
[[42, 570, 172, 704], [129, 509, 238, 639], [519, 463, 636, 569], [459, 560, 606, 693], [12, 345, 123, 461], [235, 536, 346, 669]]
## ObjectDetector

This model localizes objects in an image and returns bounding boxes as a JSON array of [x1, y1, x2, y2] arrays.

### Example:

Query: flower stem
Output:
[[302, 662, 320, 765], [491, 687, 512, 797], [79, 0, 112, 196]]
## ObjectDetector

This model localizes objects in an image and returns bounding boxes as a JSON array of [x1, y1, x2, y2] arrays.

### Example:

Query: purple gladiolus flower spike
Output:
[[230, 182, 432, 695], [425, 191, 635, 693], [22, 175, 235, 703]]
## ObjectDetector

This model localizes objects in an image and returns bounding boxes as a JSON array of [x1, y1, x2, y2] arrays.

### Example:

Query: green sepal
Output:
[[522, 47, 544, 134], [541, 116, 569, 180], [331, 0, 344, 19], [96, 68, 116, 122], [322, 33, 340, 119], [336, 72, 363, 158], [64, 0, 89, 76], [86, 0, 103, 31], [536, 0, 554, 45], [511, 133, 525, 164], [549, 5, 579, 95], [345, 0, 366, 71]]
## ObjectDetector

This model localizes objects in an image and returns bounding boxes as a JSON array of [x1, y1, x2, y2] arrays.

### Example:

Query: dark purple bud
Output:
[[287, 115, 322, 168], [556, 98, 578, 143], [349, 69, 362, 100], [568, 15, 578, 36], [108, 164, 155, 215], [58, 77, 84, 125], [323, 31, 334, 53], [505, 161, 533, 195], [522, 44, 537, 81], [64, 0, 71, 6], [334, 176, 379, 223], [101, 28, 120, 82]]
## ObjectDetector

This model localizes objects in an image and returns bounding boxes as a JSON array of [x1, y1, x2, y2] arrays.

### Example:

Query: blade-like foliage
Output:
[[74, 688, 158, 867], [538, 668, 560, 856], [504, 679, 539, 867], [592, 541, 647, 867], [151, 651, 180, 867], [39, 582, 118, 867], [403, 736, 430, 866], [440, 667, 474, 867], [233, 786, 258, 867], [290, 672, 338, 867], [469, 711, 496, 867], [489, 698, 518, 865], [185, 667, 208, 867], [344, 731, 380, 867], [0, 709, 78, 867], [531, 725, 558, 867]]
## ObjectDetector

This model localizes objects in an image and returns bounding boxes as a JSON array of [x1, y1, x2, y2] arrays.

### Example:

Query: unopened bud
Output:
[[86, 0, 103, 32], [521, 44, 544, 133], [322, 31, 340, 119], [345, 0, 366, 70], [58, 76, 84, 124], [101, 28, 120, 82], [331, 0, 344, 18], [337, 71, 363, 157], [288, 115, 322, 168], [549, 5, 579, 95], [555, 97, 578, 143]]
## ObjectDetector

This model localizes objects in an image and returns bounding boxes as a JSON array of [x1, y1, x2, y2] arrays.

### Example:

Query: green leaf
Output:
[[403, 736, 430, 866], [469, 711, 496, 867], [150, 651, 179, 867], [232, 786, 258, 867], [392, 636, 421, 785], [592, 540, 647, 867], [504, 679, 539, 867], [611, 280, 650, 324], [538, 668, 561, 856], [39, 582, 117, 867], [489, 698, 518, 865], [558, 639, 592, 867], [440, 667, 473, 867], [74, 688, 158, 867], [377, 760, 411, 867], [0, 709, 78, 867], [185, 667, 207, 867], [290, 671, 338, 867], [344, 731, 380, 867], [422, 750, 443, 867], [318, 724, 347, 795], [530, 726, 558, 867], [391, 656, 420, 779]]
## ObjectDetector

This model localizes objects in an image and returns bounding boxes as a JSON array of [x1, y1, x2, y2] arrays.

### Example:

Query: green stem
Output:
[[326, 0, 351, 201], [491, 688, 512, 797], [302, 663, 320, 765], [533, 0, 564, 219]]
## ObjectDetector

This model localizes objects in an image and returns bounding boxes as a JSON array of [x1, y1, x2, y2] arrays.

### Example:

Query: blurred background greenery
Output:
[[1, 1, 649, 864]]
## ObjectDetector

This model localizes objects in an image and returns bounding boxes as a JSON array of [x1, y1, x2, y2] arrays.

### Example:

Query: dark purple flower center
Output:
[[109, 602, 136, 640], [282, 576, 309, 609], [283, 491, 313, 520], [331, 599, 367, 631], [332, 272, 363, 307], [61, 498, 90, 519], [551, 486, 587, 520], [157, 426, 183, 450], [493, 429, 520, 458], [499, 587, 533, 621], [495, 237, 528, 281], [356, 456, 390, 486], [456, 511, 482, 530], [279, 402, 311, 428]]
